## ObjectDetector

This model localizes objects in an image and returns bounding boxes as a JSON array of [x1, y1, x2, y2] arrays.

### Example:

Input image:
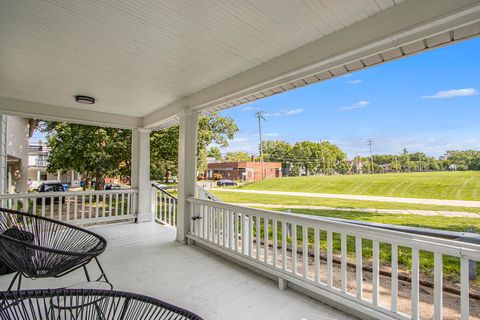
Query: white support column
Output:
[[131, 128, 152, 222], [36, 170, 41, 181], [177, 110, 198, 243]]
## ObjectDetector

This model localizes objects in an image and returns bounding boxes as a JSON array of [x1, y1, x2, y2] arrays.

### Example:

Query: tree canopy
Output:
[[42, 113, 238, 187]]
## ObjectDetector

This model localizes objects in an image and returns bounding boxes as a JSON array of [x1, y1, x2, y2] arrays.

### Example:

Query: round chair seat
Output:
[[51, 281, 113, 310], [0, 289, 203, 320]]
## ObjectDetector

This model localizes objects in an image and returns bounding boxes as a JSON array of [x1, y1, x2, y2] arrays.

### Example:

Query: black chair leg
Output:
[[94, 258, 111, 285], [7, 272, 19, 291]]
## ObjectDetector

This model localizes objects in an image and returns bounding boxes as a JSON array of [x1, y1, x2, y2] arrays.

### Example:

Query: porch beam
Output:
[[0, 97, 142, 129], [143, 0, 480, 128], [131, 128, 152, 222], [176, 110, 198, 243]]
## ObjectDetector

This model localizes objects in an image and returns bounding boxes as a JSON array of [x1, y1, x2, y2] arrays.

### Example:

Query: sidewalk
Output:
[[215, 188, 480, 208]]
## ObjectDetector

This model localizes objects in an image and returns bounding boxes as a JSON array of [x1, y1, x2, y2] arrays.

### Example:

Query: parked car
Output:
[[36, 181, 66, 204], [216, 179, 237, 187], [105, 183, 130, 190]]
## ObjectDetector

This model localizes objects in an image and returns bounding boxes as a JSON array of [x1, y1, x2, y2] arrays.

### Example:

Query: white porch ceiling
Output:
[[0, 0, 479, 129]]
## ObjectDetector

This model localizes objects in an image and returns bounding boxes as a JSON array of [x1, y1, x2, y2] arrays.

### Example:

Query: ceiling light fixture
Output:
[[74, 95, 95, 104]]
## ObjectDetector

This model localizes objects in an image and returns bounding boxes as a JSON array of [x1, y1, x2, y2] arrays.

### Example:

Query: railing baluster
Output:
[[411, 248, 420, 320], [264, 218, 269, 264], [256, 216, 260, 260], [372, 240, 380, 305], [74, 195, 78, 221], [303, 226, 308, 279], [89, 194, 93, 218], [81, 195, 85, 220], [95, 194, 99, 218], [460, 256, 470, 320], [120, 194, 124, 216], [249, 214, 254, 257], [273, 219, 278, 268], [314, 227, 320, 283], [127, 193, 131, 215], [327, 230, 333, 288], [58, 196, 62, 221], [282, 221, 287, 271], [102, 194, 106, 217], [391, 243, 398, 313], [355, 236, 362, 298], [241, 212, 247, 255], [234, 212, 239, 251], [50, 196, 54, 219], [292, 223, 297, 275], [434, 252, 443, 319], [229, 210, 235, 250], [341, 233, 347, 293], [66, 195, 70, 221], [108, 194, 112, 217]]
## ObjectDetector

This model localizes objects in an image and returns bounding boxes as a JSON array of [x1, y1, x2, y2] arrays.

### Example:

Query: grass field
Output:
[[238, 171, 480, 200], [212, 190, 480, 214]]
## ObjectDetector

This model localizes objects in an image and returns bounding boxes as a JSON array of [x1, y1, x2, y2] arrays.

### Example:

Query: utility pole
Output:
[[255, 111, 266, 179], [367, 139, 374, 174]]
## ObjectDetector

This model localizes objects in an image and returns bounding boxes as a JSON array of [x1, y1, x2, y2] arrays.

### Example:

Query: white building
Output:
[[27, 141, 80, 189], [0, 115, 31, 194]]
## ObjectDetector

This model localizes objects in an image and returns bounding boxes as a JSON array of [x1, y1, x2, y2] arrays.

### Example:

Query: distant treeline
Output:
[[212, 141, 480, 175]]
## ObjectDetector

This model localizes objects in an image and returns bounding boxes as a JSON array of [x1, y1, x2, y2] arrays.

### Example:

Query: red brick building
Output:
[[207, 161, 282, 182]]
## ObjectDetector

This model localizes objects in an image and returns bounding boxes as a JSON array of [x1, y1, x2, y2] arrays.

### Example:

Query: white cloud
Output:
[[339, 100, 370, 111], [346, 79, 362, 85], [264, 132, 280, 137], [421, 88, 478, 99], [265, 108, 304, 117], [242, 106, 259, 111]]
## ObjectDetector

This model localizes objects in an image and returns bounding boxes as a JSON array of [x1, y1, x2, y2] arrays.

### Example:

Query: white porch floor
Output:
[[0, 222, 354, 320]]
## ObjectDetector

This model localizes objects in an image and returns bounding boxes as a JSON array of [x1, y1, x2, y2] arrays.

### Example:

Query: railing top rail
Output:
[[0, 189, 138, 199], [151, 184, 177, 201], [188, 197, 480, 259]]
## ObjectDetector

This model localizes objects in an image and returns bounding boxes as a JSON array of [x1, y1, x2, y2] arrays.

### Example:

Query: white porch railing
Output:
[[187, 198, 479, 320], [0, 189, 137, 224], [152, 187, 177, 227]]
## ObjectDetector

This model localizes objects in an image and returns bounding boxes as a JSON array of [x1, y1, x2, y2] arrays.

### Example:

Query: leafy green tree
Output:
[[261, 140, 292, 173], [225, 151, 251, 162], [43, 113, 238, 185], [207, 147, 223, 161], [43, 122, 131, 189]]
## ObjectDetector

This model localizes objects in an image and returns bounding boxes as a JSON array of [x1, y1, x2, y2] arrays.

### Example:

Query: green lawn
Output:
[[238, 171, 480, 200], [212, 190, 480, 214]]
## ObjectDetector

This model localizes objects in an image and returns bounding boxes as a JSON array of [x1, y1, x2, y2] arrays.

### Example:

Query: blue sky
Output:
[[218, 37, 480, 159]]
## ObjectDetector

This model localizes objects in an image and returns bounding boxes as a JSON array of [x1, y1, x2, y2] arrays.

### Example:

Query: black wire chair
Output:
[[0, 208, 109, 290], [0, 289, 203, 319]]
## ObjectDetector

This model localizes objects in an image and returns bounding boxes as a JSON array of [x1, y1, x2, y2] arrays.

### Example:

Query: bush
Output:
[[213, 173, 223, 180]]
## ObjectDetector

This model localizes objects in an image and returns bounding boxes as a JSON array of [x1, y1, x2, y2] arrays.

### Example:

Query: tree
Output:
[[43, 122, 131, 189], [43, 113, 238, 185], [207, 147, 223, 161], [225, 151, 251, 162], [261, 140, 292, 173], [150, 114, 238, 181]]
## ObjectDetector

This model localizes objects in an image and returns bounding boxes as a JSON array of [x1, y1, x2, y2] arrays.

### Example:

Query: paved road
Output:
[[215, 188, 480, 208], [229, 203, 480, 218]]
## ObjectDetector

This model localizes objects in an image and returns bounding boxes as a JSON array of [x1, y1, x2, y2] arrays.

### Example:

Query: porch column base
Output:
[[136, 212, 153, 223]]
